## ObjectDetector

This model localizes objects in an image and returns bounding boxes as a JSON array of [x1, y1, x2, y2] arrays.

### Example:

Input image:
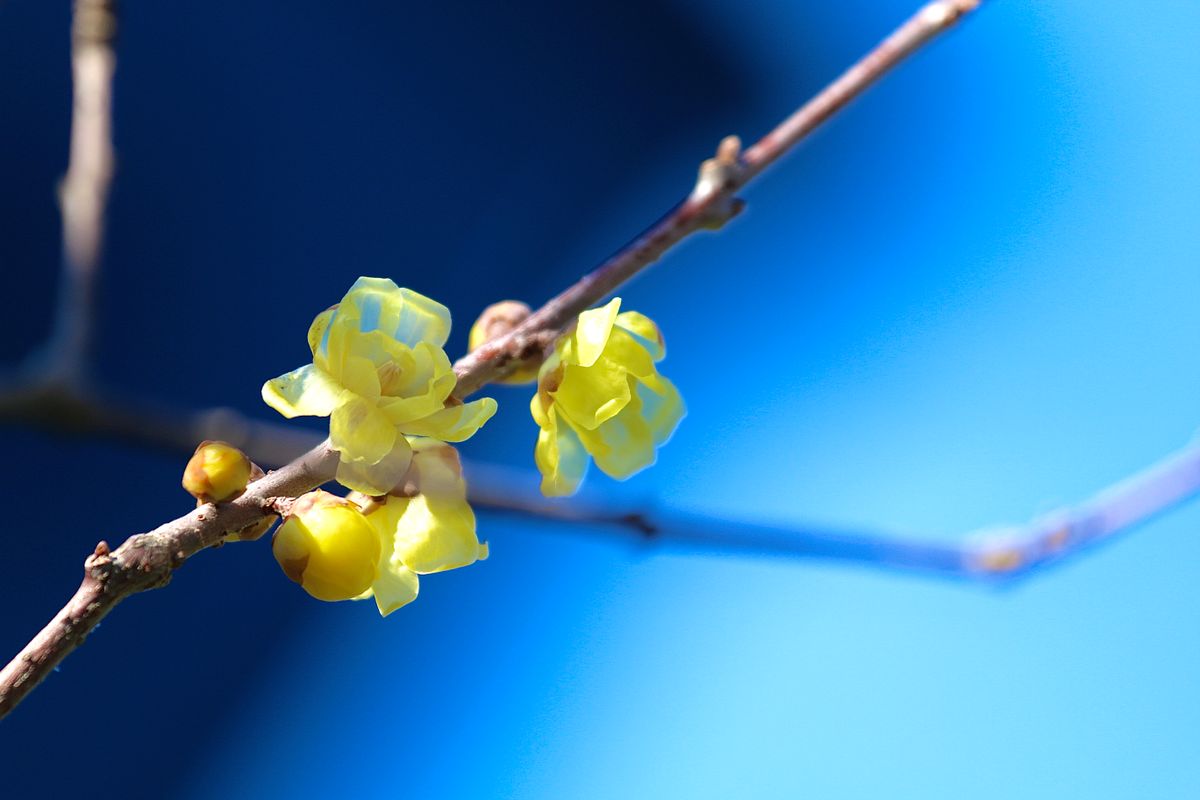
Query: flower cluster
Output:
[[531, 297, 684, 496], [262, 277, 496, 495], [244, 277, 684, 615]]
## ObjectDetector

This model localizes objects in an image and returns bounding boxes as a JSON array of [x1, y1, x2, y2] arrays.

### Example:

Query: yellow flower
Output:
[[272, 491, 382, 602], [262, 277, 497, 495], [358, 439, 488, 616], [271, 443, 487, 616], [531, 298, 684, 496]]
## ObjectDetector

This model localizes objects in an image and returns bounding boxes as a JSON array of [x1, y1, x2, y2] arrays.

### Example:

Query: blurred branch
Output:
[[7, 388, 1199, 586], [47, 0, 116, 385], [0, 0, 984, 717]]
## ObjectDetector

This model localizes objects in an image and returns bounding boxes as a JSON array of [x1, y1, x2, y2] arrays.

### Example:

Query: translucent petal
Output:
[[335, 437, 414, 495], [530, 390, 553, 429], [572, 297, 621, 367], [393, 494, 482, 574], [601, 329, 657, 378], [330, 397, 397, 464], [339, 355, 382, 400], [586, 381, 656, 479], [399, 397, 497, 442], [535, 409, 589, 496], [319, 307, 353, 379], [615, 310, 665, 361], [341, 277, 452, 349], [409, 440, 467, 499], [552, 360, 631, 430], [307, 307, 337, 358], [377, 343, 456, 424], [261, 364, 344, 419], [370, 561, 420, 617], [637, 373, 686, 445]]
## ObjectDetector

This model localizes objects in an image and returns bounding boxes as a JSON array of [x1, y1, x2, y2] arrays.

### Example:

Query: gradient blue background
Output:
[[2, 1, 1198, 797]]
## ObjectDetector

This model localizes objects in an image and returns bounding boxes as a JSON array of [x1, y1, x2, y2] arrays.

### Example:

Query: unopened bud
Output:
[[183, 441, 252, 503], [272, 490, 381, 601], [469, 300, 538, 385]]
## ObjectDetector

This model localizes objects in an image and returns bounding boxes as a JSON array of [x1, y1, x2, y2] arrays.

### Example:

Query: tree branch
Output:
[[43, 0, 117, 385], [0, 0, 983, 718], [451, 0, 984, 395], [6, 385, 1199, 587]]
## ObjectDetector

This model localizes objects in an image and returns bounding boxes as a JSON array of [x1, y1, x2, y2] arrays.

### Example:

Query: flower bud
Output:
[[182, 441, 252, 503], [468, 300, 538, 384], [272, 490, 381, 601]]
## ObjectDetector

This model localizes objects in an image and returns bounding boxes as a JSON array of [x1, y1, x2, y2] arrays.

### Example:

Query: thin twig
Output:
[[43, 0, 117, 385], [464, 444, 1200, 580], [0, 0, 982, 718], [452, 0, 983, 395], [6, 388, 1199, 585]]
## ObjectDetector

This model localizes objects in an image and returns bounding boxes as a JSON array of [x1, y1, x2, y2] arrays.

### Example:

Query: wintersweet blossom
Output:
[[531, 297, 684, 496], [358, 438, 488, 616], [270, 442, 487, 616], [262, 277, 496, 495]]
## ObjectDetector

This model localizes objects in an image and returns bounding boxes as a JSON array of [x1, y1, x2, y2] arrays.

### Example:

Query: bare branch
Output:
[[452, 0, 983, 396], [464, 443, 1200, 581], [6, 385, 1200, 588], [42, 0, 118, 385], [0, 0, 983, 718]]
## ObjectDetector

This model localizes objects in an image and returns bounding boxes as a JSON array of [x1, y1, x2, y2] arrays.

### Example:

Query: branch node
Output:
[[690, 135, 747, 230]]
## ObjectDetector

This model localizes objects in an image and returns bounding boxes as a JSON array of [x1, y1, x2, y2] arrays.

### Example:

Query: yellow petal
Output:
[[615, 310, 665, 361], [341, 277, 452, 349], [307, 306, 337, 358], [409, 440, 468, 499], [262, 364, 344, 419], [392, 493, 482, 574], [584, 381, 656, 479], [552, 360, 631, 430], [572, 297, 621, 367], [535, 408, 589, 496], [601, 328, 658, 378], [335, 437, 414, 495], [377, 342, 456, 424], [338, 354, 382, 400], [399, 397, 497, 442], [637, 373, 686, 445], [330, 397, 397, 464], [370, 560, 420, 617]]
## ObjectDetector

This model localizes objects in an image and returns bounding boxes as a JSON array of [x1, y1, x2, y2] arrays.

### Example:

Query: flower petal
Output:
[[584, 381, 656, 479], [409, 439, 467, 499], [572, 297, 621, 367], [535, 408, 589, 496], [262, 364, 344, 418], [330, 397, 397, 464], [307, 306, 337, 358], [399, 397, 497, 442], [552, 360, 631, 430], [338, 355, 382, 400], [637, 373, 686, 445], [392, 494, 482, 574], [369, 560, 420, 617], [342, 277, 452, 349], [377, 342, 456, 424], [335, 437, 414, 495], [615, 310, 665, 361]]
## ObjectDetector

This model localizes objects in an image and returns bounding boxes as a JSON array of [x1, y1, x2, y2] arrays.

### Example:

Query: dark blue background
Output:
[[2, 1, 1199, 797]]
